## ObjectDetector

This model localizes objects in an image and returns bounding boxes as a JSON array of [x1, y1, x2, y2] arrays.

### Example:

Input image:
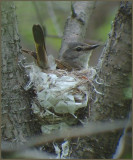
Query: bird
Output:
[[59, 42, 99, 71], [26, 24, 99, 71]]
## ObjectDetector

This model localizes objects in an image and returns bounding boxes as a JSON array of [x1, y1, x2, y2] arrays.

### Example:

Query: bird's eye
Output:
[[75, 47, 82, 51]]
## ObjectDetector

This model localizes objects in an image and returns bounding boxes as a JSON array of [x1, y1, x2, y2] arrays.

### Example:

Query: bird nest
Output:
[[25, 63, 96, 134]]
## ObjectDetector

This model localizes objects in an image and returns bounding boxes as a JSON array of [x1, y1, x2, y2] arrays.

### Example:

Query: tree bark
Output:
[[1, 1, 40, 145], [90, 1, 132, 121], [59, 1, 96, 57]]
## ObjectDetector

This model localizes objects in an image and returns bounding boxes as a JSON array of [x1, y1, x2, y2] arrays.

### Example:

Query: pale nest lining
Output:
[[25, 64, 96, 115]]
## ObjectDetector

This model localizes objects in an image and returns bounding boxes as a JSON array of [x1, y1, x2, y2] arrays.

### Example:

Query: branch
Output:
[[91, 1, 132, 122], [59, 1, 96, 57], [2, 119, 131, 158], [85, 1, 132, 158]]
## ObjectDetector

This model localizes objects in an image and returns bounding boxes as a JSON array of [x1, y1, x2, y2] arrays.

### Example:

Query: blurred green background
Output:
[[15, 1, 119, 63], [15, 1, 71, 57]]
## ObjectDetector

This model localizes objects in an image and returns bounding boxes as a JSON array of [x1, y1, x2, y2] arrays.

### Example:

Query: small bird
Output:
[[31, 24, 99, 71], [60, 42, 99, 70]]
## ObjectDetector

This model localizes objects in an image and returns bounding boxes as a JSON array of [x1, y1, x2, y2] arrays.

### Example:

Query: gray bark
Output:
[[1, 1, 40, 145], [90, 1, 132, 122], [59, 1, 96, 57]]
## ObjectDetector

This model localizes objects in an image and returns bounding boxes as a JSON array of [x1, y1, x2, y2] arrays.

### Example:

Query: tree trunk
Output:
[[1, 1, 40, 144]]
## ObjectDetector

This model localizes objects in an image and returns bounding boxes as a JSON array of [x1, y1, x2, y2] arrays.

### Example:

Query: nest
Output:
[[25, 63, 96, 134]]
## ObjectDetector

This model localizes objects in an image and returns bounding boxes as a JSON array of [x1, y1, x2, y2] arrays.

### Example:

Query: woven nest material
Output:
[[25, 64, 96, 132]]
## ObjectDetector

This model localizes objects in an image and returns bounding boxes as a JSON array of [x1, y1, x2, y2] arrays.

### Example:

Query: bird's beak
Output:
[[84, 44, 100, 51], [89, 44, 100, 50]]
